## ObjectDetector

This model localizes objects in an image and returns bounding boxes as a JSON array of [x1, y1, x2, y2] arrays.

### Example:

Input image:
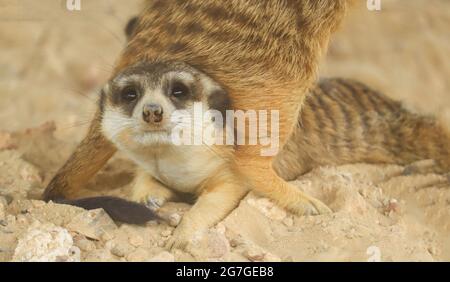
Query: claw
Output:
[[165, 231, 190, 251], [287, 197, 332, 216], [145, 196, 163, 211]]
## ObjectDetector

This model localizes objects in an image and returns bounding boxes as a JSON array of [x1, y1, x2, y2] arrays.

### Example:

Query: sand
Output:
[[0, 0, 449, 262]]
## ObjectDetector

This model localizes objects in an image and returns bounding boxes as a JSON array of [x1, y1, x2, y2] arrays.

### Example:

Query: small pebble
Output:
[[283, 217, 294, 227], [128, 234, 144, 247], [75, 238, 96, 252], [148, 251, 175, 262], [161, 229, 172, 237], [126, 249, 149, 262], [243, 249, 265, 262], [101, 231, 115, 241], [168, 213, 181, 227], [110, 242, 135, 258]]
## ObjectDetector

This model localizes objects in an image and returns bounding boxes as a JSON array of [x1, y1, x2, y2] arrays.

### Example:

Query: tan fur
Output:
[[119, 0, 348, 217], [131, 168, 176, 207], [275, 78, 450, 179], [97, 60, 250, 249], [43, 111, 117, 200], [166, 164, 249, 249], [128, 144, 250, 248], [43, 1, 350, 248]]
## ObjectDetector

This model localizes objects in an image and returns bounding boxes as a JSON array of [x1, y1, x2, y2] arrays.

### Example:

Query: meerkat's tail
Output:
[[275, 78, 450, 179], [315, 78, 450, 171], [55, 196, 160, 225]]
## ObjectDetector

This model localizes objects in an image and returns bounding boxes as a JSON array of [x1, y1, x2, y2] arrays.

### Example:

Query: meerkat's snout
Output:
[[142, 103, 164, 124]]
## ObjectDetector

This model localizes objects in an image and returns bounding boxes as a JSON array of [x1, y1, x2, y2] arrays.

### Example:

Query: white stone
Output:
[[12, 222, 80, 262], [168, 213, 181, 227]]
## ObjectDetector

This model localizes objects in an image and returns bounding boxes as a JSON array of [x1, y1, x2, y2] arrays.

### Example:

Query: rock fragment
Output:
[[128, 234, 144, 247], [126, 249, 150, 262], [189, 229, 230, 260], [12, 222, 79, 262], [148, 251, 175, 262], [241, 243, 281, 262], [66, 209, 117, 241], [73, 236, 96, 252], [168, 213, 181, 227], [109, 240, 135, 258]]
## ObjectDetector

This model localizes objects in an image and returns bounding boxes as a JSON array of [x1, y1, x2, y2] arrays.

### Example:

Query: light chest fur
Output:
[[123, 144, 225, 193]]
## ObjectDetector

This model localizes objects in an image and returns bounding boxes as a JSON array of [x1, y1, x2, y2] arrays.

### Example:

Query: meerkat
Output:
[[99, 61, 251, 249], [46, 62, 450, 251], [43, 0, 353, 248]]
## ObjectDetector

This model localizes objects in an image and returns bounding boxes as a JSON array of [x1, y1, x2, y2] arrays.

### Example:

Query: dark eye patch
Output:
[[170, 81, 190, 99], [110, 82, 143, 117], [164, 79, 199, 109], [99, 89, 106, 114], [121, 86, 139, 102], [208, 88, 231, 128]]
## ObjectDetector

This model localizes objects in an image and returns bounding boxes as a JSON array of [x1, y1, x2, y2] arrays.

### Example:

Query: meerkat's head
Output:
[[100, 61, 230, 149]]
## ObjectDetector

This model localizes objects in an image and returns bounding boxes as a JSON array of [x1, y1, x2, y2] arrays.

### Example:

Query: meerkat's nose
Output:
[[143, 103, 164, 123]]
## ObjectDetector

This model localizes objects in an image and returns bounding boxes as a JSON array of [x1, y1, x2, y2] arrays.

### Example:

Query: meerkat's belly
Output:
[[128, 145, 224, 193]]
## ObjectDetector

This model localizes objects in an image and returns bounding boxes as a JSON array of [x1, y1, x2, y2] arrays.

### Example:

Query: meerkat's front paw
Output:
[[145, 196, 165, 211], [131, 192, 166, 211], [287, 196, 332, 216], [131, 185, 174, 211], [165, 222, 200, 251]]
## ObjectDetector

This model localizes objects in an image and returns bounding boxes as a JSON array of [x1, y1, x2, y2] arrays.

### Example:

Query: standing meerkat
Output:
[[43, 0, 352, 248]]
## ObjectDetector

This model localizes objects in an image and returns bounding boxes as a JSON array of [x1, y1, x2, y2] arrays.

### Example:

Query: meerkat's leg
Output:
[[229, 84, 332, 217], [236, 150, 331, 216], [131, 169, 177, 210], [251, 165, 331, 215], [43, 112, 117, 201], [166, 169, 249, 250]]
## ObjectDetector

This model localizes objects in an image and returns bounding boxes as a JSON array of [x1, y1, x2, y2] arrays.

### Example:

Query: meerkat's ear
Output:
[[125, 16, 139, 41], [207, 86, 231, 119]]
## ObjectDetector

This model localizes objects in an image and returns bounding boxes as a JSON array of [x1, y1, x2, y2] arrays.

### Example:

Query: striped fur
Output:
[[43, 1, 352, 249], [275, 78, 450, 180]]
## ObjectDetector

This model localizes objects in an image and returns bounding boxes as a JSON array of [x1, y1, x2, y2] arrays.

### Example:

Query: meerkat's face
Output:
[[100, 61, 230, 148]]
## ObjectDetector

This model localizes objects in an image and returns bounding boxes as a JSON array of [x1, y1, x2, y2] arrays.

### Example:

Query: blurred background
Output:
[[0, 0, 449, 143]]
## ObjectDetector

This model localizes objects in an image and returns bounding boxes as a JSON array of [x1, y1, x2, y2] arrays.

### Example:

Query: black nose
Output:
[[143, 103, 163, 123]]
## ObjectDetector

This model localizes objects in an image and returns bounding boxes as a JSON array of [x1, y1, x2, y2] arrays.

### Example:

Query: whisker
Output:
[[59, 87, 98, 104]]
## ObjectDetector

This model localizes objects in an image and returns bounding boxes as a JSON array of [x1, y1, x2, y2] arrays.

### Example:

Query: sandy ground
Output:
[[0, 0, 449, 262]]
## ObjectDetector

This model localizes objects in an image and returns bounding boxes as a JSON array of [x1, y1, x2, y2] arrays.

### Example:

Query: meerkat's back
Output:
[[275, 78, 450, 180]]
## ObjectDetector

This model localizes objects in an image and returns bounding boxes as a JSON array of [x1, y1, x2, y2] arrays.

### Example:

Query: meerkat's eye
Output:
[[121, 86, 139, 102], [171, 82, 190, 98]]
